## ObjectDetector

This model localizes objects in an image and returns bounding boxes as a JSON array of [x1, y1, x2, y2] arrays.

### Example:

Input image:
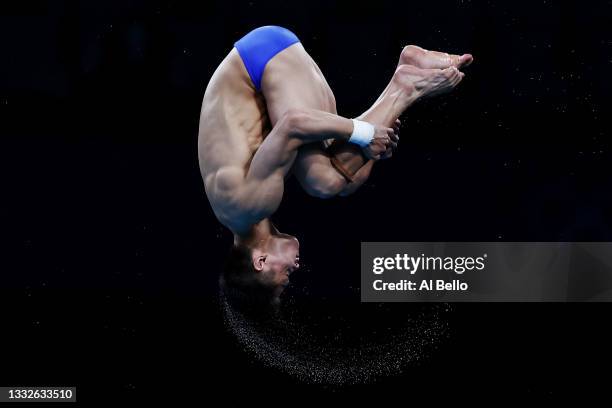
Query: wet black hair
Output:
[[219, 244, 279, 312]]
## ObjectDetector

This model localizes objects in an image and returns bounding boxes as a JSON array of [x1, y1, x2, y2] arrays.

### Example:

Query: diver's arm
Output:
[[285, 108, 394, 160], [226, 109, 390, 228]]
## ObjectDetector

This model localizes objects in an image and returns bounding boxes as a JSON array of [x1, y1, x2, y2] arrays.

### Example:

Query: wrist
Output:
[[348, 119, 375, 147]]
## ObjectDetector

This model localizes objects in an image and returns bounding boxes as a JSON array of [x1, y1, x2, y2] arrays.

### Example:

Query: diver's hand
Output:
[[380, 119, 400, 160], [361, 124, 396, 160]]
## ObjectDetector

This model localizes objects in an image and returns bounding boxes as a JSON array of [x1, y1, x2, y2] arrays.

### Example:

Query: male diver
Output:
[[198, 26, 473, 303]]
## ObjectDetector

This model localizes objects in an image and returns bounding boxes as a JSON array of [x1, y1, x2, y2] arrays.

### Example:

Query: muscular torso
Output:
[[198, 43, 336, 231]]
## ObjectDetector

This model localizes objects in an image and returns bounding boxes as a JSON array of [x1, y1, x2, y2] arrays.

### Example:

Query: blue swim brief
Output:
[[234, 25, 301, 91]]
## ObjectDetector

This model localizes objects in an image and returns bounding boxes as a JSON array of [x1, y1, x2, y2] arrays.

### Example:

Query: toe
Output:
[[458, 54, 473, 68]]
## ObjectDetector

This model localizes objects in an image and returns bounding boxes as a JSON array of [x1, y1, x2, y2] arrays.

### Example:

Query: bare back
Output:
[[198, 42, 336, 232]]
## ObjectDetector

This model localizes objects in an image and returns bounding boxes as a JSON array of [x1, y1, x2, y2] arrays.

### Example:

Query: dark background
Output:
[[1, 0, 611, 402]]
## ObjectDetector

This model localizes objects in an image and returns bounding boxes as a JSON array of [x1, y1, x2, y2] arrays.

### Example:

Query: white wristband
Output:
[[348, 119, 375, 147]]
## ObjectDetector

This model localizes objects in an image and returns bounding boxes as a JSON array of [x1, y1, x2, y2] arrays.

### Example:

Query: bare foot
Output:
[[393, 64, 464, 100], [399, 45, 473, 70]]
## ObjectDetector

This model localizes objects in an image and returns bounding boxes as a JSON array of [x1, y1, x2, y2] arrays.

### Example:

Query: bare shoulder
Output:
[[212, 166, 245, 193], [204, 165, 252, 233], [204, 165, 247, 210]]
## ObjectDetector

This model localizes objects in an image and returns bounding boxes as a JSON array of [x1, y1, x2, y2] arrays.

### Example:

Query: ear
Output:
[[251, 249, 267, 272]]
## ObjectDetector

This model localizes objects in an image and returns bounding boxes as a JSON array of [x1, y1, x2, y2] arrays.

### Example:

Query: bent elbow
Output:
[[281, 108, 310, 136]]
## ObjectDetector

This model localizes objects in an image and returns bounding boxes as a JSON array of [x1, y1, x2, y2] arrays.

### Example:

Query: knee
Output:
[[303, 172, 345, 199]]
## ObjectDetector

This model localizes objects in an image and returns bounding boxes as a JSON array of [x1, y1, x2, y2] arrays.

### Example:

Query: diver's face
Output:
[[258, 234, 300, 296]]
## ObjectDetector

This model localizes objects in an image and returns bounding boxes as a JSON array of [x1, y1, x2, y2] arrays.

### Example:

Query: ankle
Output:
[[392, 65, 420, 97]]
